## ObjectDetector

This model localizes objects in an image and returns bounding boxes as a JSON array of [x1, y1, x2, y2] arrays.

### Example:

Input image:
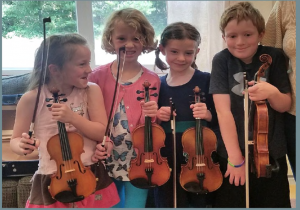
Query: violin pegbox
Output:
[[45, 88, 67, 107], [190, 86, 205, 104], [136, 80, 158, 102]]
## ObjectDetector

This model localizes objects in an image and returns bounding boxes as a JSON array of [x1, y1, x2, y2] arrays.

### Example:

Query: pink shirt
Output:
[[88, 62, 161, 133]]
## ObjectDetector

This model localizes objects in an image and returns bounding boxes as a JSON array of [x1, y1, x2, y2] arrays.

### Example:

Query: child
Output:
[[10, 33, 119, 208], [152, 22, 219, 208], [88, 8, 160, 208], [209, 2, 291, 207], [261, 1, 296, 179]]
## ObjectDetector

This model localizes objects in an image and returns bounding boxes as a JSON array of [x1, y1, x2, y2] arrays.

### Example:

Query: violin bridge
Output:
[[144, 159, 154, 163], [196, 163, 206, 167], [65, 169, 76, 173]]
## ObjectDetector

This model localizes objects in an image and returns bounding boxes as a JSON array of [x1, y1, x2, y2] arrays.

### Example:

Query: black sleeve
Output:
[[209, 51, 230, 94]]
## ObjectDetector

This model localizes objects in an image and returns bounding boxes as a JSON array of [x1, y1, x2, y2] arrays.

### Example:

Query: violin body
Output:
[[180, 86, 222, 194], [252, 101, 270, 177], [47, 132, 96, 202], [129, 122, 170, 188], [128, 80, 170, 189], [180, 126, 222, 193]]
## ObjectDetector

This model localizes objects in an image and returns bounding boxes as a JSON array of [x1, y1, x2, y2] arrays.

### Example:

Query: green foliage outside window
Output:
[[2, 1, 167, 39]]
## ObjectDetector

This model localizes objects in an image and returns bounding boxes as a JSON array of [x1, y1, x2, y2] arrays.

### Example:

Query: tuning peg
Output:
[[150, 93, 158, 97], [150, 87, 157, 90], [46, 104, 52, 108], [201, 97, 206, 102], [60, 98, 68, 102], [136, 90, 144, 94], [45, 98, 53, 102], [137, 97, 144, 101], [189, 101, 195, 104]]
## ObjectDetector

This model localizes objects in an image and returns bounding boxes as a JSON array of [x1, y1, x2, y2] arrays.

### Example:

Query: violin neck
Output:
[[195, 119, 204, 155], [57, 121, 73, 161]]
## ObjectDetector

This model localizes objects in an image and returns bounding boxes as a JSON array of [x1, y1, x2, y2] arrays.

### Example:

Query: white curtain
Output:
[[166, 1, 229, 72]]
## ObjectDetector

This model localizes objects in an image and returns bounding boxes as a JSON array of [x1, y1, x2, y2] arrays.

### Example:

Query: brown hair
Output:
[[28, 33, 88, 91], [101, 8, 157, 54], [155, 22, 201, 70], [219, 2, 265, 35]]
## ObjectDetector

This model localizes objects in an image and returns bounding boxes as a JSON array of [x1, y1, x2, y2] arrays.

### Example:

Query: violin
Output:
[[180, 86, 222, 194], [249, 54, 279, 178], [128, 80, 171, 188], [46, 89, 97, 203]]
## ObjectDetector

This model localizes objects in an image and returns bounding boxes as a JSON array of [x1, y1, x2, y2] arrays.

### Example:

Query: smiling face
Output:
[[110, 21, 144, 64], [222, 19, 264, 64], [61, 45, 92, 89], [160, 38, 199, 73]]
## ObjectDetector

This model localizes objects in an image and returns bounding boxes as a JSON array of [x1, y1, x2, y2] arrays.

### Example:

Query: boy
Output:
[[209, 2, 291, 207]]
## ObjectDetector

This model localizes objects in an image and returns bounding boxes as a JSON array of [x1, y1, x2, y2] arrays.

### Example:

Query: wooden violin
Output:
[[46, 89, 97, 203], [128, 80, 170, 189], [249, 54, 279, 178], [180, 86, 222, 194]]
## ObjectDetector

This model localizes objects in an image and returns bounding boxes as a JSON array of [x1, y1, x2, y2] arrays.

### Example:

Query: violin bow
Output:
[[243, 72, 250, 208], [169, 98, 177, 208], [101, 46, 125, 152], [26, 17, 51, 151]]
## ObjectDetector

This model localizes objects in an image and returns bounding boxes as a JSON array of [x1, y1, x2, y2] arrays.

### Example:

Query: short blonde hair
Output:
[[219, 2, 265, 35], [101, 8, 157, 54]]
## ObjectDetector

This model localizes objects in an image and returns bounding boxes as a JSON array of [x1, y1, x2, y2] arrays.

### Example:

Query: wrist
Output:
[[228, 157, 245, 168]]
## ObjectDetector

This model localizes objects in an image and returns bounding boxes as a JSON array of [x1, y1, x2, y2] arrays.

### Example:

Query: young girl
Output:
[[88, 8, 160, 208], [10, 33, 119, 208], [152, 22, 219, 208]]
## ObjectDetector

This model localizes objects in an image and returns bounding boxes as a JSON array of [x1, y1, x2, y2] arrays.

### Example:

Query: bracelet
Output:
[[228, 158, 245, 168]]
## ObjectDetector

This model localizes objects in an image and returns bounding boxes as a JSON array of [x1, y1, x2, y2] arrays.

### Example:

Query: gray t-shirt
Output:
[[209, 45, 291, 159]]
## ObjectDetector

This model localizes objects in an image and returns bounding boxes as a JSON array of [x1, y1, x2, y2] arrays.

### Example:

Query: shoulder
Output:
[[141, 66, 160, 80], [212, 49, 234, 63], [87, 82, 102, 94], [17, 89, 38, 111], [89, 63, 112, 77], [260, 45, 287, 60]]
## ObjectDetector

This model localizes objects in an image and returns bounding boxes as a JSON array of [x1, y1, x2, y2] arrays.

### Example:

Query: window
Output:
[[2, 1, 77, 75], [2, 1, 167, 75]]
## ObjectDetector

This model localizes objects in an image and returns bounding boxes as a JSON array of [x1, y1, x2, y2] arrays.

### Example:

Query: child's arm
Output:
[[50, 83, 107, 142], [213, 94, 245, 186], [10, 91, 40, 156], [248, 81, 291, 113]]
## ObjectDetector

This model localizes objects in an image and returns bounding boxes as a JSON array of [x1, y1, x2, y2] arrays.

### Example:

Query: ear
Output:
[[196, 48, 200, 55], [222, 34, 226, 43], [258, 31, 265, 42], [48, 64, 59, 75], [159, 44, 166, 56]]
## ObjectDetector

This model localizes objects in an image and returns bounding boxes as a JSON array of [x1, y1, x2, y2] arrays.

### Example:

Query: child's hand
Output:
[[19, 133, 40, 155], [190, 102, 211, 121], [91, 140, 113, 162], [140, 100, 158, 118], [48, 103, 75, 123], [224, 157, 245, 186], [247, 80, 278, 102], [157, 106, 175, 122]]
